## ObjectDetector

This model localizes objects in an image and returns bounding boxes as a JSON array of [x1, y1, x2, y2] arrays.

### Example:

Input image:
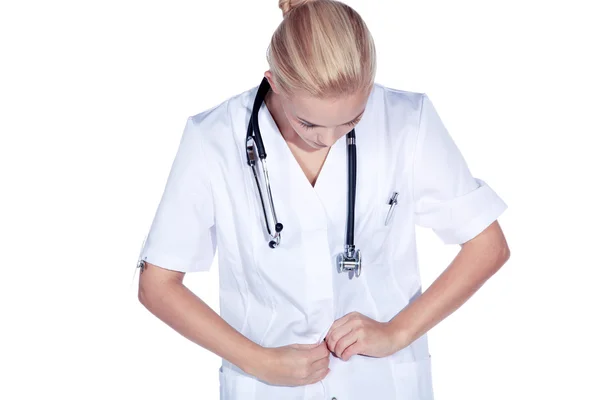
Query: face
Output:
[[267, 74, 371, 150]]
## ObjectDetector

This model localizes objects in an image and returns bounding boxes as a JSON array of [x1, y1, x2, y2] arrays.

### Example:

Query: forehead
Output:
[[285, 88, 370, 126]]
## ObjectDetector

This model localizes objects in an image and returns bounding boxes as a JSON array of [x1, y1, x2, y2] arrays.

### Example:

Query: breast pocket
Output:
[[372, 200, 395, 241], [356, 190, 400, 266], [374, 191, 401, 238]]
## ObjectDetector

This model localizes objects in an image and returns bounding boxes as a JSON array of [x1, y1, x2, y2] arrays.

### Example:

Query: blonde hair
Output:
[[268, 0, 376, 98]]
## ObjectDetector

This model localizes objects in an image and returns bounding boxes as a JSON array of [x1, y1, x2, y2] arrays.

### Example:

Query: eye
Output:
[[299, 120, 316, 130], [298, 116, 362, 130], [345, 117, 362, 127]]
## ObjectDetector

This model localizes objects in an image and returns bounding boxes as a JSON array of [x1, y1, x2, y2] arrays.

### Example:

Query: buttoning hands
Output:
[[324, 311, 406, 361], [255, 341, 331, 386]]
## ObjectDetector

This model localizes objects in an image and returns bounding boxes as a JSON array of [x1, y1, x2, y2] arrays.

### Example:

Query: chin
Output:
[[298, 137, 324, 150], [310, 142, 328, 150], [307, 138, 328, 149]]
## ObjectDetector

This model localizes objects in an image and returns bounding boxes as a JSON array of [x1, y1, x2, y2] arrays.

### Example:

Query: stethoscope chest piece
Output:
[[337, 246, 362, 278]]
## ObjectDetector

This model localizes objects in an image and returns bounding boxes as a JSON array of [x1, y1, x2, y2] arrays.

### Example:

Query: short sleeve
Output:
[[412, 94, 507, 244], [138, 116, 217, 272]]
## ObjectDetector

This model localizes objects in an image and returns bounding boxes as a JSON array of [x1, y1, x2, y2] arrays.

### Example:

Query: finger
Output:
[[328, 311, 357, 333], [340, 342, 361, 361], [326, 323, 354, 355], [309, 341, 331, 361], [335, 331, 359, 359], [327, 312, 354, 335], [305, 367, 330, 385]]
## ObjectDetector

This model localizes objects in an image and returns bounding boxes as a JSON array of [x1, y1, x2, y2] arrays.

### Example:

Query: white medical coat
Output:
[[138, 83, 508, 400]]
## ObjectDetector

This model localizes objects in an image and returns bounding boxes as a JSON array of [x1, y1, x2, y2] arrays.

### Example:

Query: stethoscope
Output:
[[245, 77, 362, 277]]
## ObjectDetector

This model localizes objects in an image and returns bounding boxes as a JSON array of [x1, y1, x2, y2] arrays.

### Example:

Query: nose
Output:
[[319, 131, 338, 147]]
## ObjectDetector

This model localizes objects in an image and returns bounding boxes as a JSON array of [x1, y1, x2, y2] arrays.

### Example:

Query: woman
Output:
[[136, 1, 510, 399]]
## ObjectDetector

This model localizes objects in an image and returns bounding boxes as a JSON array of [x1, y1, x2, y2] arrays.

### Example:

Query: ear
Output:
[[264, 71, 280, 94]]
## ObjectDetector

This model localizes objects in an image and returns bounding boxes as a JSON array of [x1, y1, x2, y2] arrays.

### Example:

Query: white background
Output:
[[1, 0, 598, 399]]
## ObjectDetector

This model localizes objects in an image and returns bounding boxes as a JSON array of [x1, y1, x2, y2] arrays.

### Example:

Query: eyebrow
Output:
[[297, 108, 366, 127]]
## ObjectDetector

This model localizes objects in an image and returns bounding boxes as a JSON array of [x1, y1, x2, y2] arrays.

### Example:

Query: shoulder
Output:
[[365, 83, 428, 143], [371, 82, 425, 117], [187, 85, 256, 139]]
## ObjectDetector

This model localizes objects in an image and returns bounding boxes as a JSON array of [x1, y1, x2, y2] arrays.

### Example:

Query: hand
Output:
[[325, 312, 400, 361], [253, 341, 331, 387]]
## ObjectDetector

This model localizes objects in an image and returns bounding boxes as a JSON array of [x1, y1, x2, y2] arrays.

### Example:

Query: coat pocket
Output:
[[370, 191, 401, 240], [392, 355, 434, 400], [220, 366, 257, 400], [358, 201, 396, 266]]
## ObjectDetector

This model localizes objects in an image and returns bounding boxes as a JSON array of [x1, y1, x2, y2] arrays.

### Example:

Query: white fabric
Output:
[[138, 83, 508, 400]]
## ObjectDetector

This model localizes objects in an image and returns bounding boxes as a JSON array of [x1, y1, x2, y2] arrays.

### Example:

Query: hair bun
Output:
[[278, 0, 316, 17]]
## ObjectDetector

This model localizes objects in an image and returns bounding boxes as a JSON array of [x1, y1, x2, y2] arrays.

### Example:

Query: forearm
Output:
[[389, 223, 510, 348], [139, 280, 265, 374]]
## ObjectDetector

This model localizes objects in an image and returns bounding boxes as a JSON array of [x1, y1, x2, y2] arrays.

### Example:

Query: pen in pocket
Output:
[[385, 192, 398, 226]]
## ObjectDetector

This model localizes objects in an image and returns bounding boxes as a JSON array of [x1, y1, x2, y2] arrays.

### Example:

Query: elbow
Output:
[[138, 280, 163, 312], [137, 263, 185, 308], [501, 242, 511, 263], [138, 281, 150, 307], [497, 242, 510, 268], [496, 224, 510, 264], [460, 221, 510, 277], [137, 273, 157, 308], [493, 237, 510, 271], [482, 220, 510, 268], [138, 278, 162, 308]]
